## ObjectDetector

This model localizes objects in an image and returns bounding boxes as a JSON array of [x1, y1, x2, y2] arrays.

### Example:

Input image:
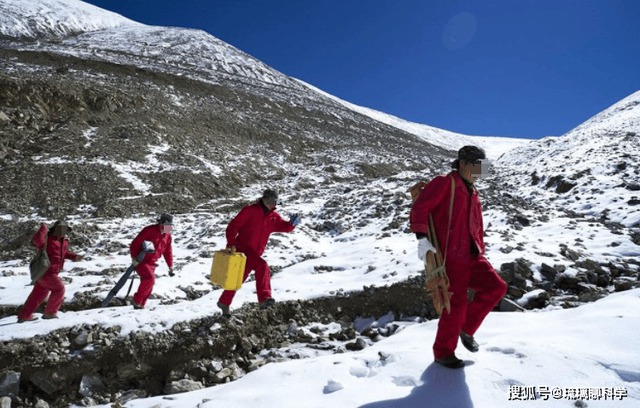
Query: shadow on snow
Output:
[[359, 362, 474, 408]]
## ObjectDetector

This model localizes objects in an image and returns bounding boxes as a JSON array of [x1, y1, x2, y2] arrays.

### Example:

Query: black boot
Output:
[[259, 298, 275, 309], [435, 354, 465, 369], [217, 301, 231, 318], [460, 331, 479, 353]]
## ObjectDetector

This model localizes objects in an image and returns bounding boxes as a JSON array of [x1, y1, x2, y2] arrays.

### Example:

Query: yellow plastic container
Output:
[[210, 250, 246, 290]]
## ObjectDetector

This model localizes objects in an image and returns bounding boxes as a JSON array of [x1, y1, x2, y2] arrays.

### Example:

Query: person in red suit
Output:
[[410, 146, 507, 369], [17, 220, 83, 322], [217, 189, 300, 316], [130, 213, 174, 309]]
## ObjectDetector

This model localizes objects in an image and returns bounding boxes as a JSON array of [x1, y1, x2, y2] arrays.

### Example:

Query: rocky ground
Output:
[[0, 276, 439, 408], [1, 168, 638, 407], [1, 206, 637, 407]]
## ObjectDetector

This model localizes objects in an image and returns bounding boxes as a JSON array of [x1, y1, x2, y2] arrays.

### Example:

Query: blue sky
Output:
[[82, 0, 640, 139]]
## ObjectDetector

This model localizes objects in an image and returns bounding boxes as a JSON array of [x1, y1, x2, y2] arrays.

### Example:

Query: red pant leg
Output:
[[218, 255, 271, 306], [40, 274, 65, 315], [252, 256, 272, 303], [133, 263, 156, 307], [462, 256, 507, 336], [433, 260, 471, 359], [18, 281, 50, 319]]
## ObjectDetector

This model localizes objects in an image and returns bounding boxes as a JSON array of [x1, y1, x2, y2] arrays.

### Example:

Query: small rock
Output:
[[213, 368, 232, 383], [345, 337, 367, 351], [498, 297, 526, 312], [210, 360, 223, 373], [164, 379, 203, 394], [0, 371, 20, 397], [539, 263, 558, 281], [34, 399, 50, 408], [79, 374, 105, 398]]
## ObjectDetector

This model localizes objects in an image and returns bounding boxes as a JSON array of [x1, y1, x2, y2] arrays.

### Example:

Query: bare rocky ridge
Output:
[[0, 47, 443, 220]]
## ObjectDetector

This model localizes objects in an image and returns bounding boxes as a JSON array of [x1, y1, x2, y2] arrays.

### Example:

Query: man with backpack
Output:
[[410, 146, 507, 369], [17, 220, 83, 322], [129, 213, 174, 309], [217, 189, 300, 317]]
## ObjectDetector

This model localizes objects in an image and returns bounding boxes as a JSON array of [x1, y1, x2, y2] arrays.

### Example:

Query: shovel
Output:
[[101, 240, 155, 307]]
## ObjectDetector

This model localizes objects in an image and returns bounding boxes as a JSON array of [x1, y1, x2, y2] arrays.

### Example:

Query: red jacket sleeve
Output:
[[32, 224, 48, 249], [226, 207, 250, 247], [65, 247, 79, 261], [272, 211, 295, 234], [409, 175, 451, 235]]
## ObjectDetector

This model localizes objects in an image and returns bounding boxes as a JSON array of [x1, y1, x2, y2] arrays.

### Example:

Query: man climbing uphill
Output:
[[410, 146, 507, 369], [17, 220, 83, 322], [130, 213, 174, 309], [217, 189, 300, 317]]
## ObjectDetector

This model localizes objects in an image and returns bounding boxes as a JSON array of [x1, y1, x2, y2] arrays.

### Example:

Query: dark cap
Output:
[[458, 145, 486, 161], [262, 189, 278, 202], [452, 145, 486, 168], [51, 219, 72, 231], [157, 213, 173, 225]]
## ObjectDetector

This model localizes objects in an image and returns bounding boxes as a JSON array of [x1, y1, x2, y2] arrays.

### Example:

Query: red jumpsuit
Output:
[[410, 171, 506, 359], [219, 201, 295, 306], [130, 225, 173, 308], [18, 224, 79, 319]]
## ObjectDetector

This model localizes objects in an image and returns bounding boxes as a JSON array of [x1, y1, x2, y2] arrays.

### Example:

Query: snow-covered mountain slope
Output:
[[0, 1, 437, 218], [0, 0, 361, 118], [496, 90, 640, 227], [299, 79, 532, 161], [0, 0, 459, 221], [0, 0, 526, 160], [0, 0, 139, 38], [344, 103, 529, 160]]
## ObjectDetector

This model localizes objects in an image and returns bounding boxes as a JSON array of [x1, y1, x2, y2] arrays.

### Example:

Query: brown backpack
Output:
[[408, 181, 427, 203]]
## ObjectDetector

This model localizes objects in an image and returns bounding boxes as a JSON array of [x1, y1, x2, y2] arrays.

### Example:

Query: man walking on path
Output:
[[18, 220, 83, 322], [130, 213, 174, 309], [217, 189, 300, 316], [410, 146, 507, 369]]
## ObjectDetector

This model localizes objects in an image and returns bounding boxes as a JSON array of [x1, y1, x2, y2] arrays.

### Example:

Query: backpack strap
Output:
[[442, 175, 455, 265]]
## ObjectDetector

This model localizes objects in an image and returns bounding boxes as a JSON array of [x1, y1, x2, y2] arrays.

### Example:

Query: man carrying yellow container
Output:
[[217, 189, 300, 317]]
